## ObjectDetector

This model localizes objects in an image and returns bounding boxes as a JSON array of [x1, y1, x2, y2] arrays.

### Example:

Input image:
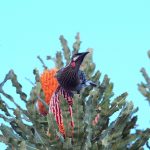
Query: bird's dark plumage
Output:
[[55, 52, 96, 92]]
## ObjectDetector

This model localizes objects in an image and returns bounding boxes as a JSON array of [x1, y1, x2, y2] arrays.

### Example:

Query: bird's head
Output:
[[70, 52, 89, 69]]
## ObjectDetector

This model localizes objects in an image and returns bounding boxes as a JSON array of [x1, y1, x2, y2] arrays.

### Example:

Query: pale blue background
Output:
[[0, 0, 150, 149]]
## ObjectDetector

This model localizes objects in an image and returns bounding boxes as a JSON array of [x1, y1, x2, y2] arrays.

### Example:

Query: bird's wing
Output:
[[78, 70, 86, 84], [49, 86, 74, 137], [78, 70, 97, 88]]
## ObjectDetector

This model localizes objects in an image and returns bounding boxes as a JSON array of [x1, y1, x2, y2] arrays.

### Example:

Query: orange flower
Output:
[[37, 68, 59, 116], [37, 68, 66, 136]]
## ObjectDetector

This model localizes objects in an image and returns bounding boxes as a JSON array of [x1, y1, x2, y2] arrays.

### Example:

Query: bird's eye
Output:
[[73, 55, 80, 61]]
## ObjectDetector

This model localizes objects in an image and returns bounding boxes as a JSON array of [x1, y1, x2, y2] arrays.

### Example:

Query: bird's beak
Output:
[[79, 51, 89, 59]]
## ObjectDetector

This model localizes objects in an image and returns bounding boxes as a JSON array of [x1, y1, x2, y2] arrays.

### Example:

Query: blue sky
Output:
[[0, 0, 150, 149]]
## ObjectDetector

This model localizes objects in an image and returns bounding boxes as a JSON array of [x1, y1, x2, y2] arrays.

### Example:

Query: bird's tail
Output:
[[89, 81, 97, 87], [49, 86, 74, 138]]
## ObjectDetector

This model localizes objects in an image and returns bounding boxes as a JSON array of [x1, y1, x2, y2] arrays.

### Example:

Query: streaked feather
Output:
[[49, 86, 74, 136]]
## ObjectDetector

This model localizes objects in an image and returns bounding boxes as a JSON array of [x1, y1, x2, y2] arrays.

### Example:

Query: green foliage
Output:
[[0, 34, 150, 150], [138, 51, 150, 104]]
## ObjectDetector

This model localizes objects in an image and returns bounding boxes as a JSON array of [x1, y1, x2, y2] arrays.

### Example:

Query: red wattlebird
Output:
[[56, 52, 96, 93], [49, 52, 96, 137]]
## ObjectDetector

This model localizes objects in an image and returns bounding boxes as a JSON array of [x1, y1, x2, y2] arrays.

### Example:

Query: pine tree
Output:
[[0, 33, 150, 150]]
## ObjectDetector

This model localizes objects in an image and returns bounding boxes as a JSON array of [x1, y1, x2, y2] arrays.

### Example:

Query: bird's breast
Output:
[[56, 68, 80, 91]]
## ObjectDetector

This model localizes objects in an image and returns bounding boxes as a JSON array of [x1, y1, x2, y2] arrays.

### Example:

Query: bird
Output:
[[55, 52, 96, 93], [49, 52, 97, 137]]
